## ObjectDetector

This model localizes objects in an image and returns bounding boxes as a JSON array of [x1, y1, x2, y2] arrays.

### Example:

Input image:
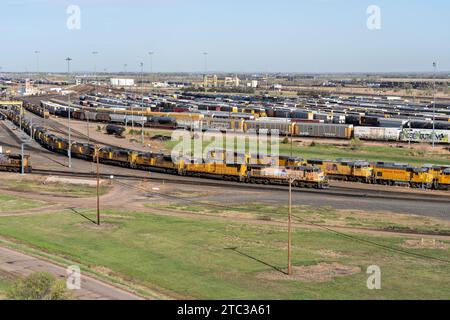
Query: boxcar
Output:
[[294, 123, 353, 139]]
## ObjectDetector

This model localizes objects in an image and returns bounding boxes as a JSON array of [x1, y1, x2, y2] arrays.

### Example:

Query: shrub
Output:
[[349, 138, 363, 150], [6, 272, 72, 300]]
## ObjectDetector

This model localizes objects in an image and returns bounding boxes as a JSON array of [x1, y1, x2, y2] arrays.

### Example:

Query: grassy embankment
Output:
[[0, 179, 110, 198]]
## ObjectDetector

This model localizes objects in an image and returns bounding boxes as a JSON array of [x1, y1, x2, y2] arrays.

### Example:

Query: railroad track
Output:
[[22, 109, 123, 148], [31, 168, 450, 204]]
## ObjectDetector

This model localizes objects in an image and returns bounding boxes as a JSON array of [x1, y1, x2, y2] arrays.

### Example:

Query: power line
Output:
[[113, 179, 450, 264], [291, 213, 450, 264]]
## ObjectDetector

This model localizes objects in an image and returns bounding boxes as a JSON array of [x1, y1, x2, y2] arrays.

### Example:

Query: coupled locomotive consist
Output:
[[305, 159, 450, 190], [5, 110, 328, 189]]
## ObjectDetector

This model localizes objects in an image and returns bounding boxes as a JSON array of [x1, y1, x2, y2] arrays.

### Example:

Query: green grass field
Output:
[[0, 194, 47, 212], [0, 209, 448, 299], [0, 279, 11, 299], [156, 203, 450, 236]]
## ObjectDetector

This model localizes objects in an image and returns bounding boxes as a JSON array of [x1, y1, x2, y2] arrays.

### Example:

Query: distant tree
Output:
[[6, 272, 72, 300]]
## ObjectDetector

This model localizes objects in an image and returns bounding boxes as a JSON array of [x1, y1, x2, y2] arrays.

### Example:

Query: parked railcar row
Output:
[[178, 92, 450, 123], [24, 100, 450, 143], [4, 110, 329, 189], [80, 92, 450, 132], [26, 101, 178, 129], [81, 92, 450, 129]]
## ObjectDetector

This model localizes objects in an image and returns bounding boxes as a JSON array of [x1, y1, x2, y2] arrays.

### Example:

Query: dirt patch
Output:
[[317, 249, 347, 259], [402, 239, 449, 250], [45, 176, 102, 186], [91, 265, 115, 276], [257, 263, 361, 282]]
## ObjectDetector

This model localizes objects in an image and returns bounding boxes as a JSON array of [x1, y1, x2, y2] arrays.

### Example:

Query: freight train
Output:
[[5, 110, 328, 189], [305, 159, 450, 190], [5, 108, 450, 190], [211, 150, 450, 190]]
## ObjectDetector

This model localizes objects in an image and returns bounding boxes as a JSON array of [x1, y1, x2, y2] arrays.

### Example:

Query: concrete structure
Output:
[[247, 80, 258, 88], [110, 78, 135, 87]]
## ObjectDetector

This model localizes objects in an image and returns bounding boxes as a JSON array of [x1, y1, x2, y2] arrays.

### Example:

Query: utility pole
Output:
[[290, 126, 293, 157], [432, 62, 436, 148], [290, 134, 293, 157], [287, 177, 294, 275], [92, 51, 99, 94], [408, 116, 411, 148], [203, 52, 208, 92], [21, 143, 25, 175], [65, 57, 72, 168], [96, 146, 101, 225], [34, 50, 40, 85], [140, 61, 145, 144], [148, 52, 154, 86]]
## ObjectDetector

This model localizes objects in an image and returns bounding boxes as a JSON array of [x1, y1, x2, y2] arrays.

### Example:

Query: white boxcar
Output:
[[295, 123, 353, 139], [354, 127, 401, 141], [400, 129, 450, 144]]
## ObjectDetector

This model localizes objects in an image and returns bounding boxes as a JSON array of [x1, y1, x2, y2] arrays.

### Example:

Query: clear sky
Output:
[[0, 0, 449, 73]]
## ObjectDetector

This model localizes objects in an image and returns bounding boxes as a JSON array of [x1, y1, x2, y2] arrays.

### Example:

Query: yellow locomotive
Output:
[[0, 153, 32, 173], [437, 169, 450, 190], [306, 159, 373, 183], [371, 162, 434, 188], [424, 165, 450, 190]]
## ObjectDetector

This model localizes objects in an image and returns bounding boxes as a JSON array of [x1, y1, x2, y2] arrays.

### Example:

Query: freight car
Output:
[[354, 127, 401, 141], [244, 119, 292, 135], [400, 128, 450, 144], [0, 153, 32, 173], [293, 123, 353, 139], [105, 125, 126, 136]]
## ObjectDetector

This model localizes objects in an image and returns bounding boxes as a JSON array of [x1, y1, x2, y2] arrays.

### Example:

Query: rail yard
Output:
[[1, 79, 450, 303], [0, 0, 449, 306]]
